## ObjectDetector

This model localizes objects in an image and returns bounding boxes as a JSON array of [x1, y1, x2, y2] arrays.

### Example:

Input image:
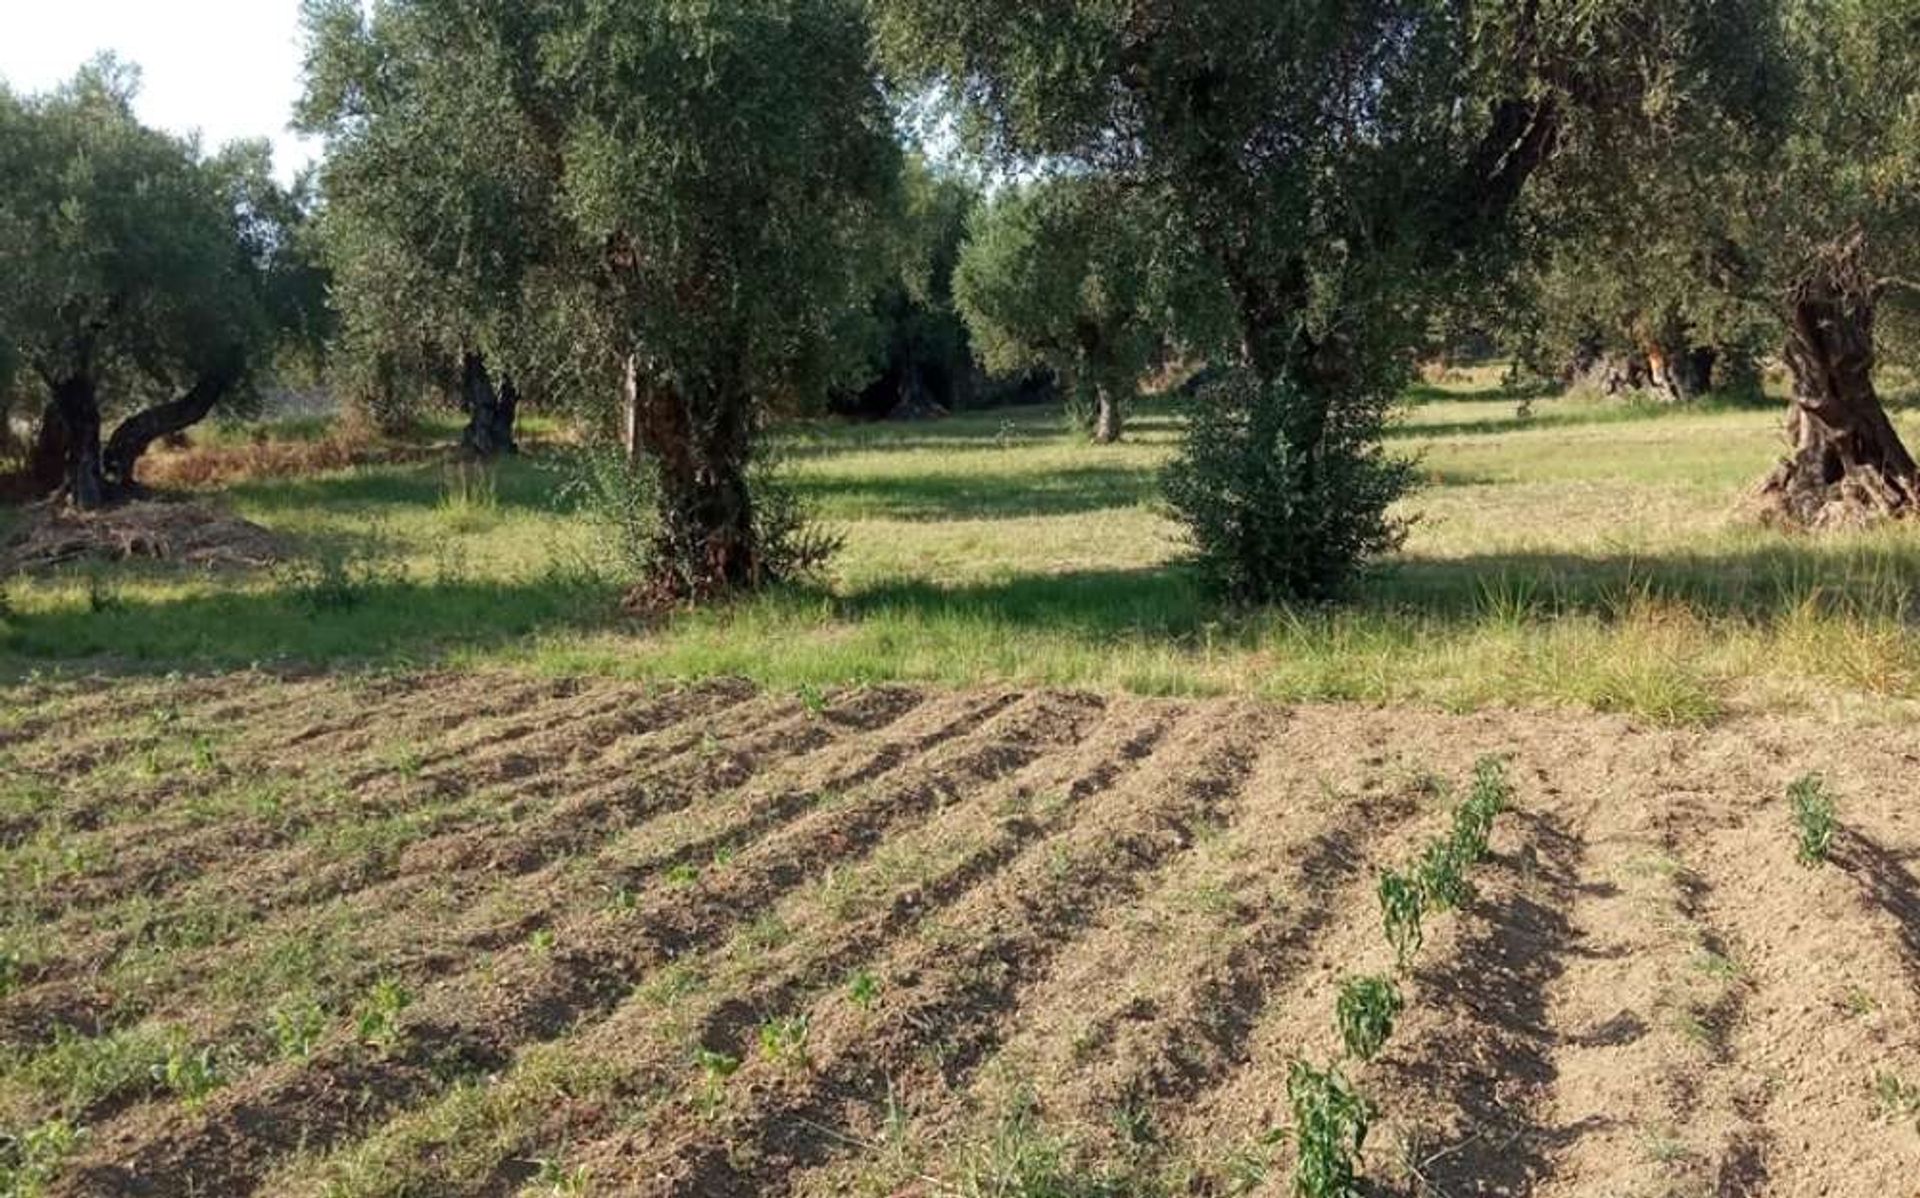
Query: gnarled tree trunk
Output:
[[1755, 234, 1917, 528], [50, 375, 105, 509], [628, 361, 759, 602], [458, 352, 519, 459], [102, 364, 240, 492]]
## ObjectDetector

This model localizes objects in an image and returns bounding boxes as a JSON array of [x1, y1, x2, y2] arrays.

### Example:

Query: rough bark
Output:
[[51, 375, 106, 509], [1092, 385, 1122, 443], [1755, 234, 1918, 527], [628, 362, 759, 603], [458, 352, 519, 459], [29, 401, 70, 497], [102, 366, 238, 492]]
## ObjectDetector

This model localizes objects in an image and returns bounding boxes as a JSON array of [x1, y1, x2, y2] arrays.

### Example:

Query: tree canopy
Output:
[[0, 60, 313, 505]]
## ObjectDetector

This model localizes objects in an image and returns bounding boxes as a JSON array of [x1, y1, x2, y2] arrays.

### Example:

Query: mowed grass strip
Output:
[[4, 380, 1919, 721]]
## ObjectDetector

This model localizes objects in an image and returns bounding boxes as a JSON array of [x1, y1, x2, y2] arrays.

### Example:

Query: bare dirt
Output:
[[0, 670, 1915, 1197]]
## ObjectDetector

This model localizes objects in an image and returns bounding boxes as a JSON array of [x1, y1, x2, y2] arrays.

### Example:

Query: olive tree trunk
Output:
[[627, 359, 760, 601], [48, 375, 106, 509], [102, 365, 239, 492], [458, 352, 519, 458], [1755, 235, 1918, 527], [1092, 386, 1122, 444]]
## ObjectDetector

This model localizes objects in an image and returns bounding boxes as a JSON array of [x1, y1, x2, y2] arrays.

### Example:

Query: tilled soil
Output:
[[0, 670, 1915, 1197]]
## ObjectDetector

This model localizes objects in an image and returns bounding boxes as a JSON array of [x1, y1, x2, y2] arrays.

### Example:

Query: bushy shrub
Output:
[[1163, 370, 1413, 603]]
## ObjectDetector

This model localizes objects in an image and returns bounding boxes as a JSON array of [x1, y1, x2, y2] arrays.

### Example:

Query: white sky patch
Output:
[[0, 0, 319, 180]]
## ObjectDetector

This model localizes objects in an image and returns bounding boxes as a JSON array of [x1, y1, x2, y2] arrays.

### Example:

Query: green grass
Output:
[[4, 383, 1920, 722]]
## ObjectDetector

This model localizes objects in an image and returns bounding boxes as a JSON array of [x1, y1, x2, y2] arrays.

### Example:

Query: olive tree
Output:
[[955, 177, 1160, 443], [553, 0, 901, 599], [1749, 0, 1920, 526], [875, 1, 1770, 600], [0, 61, 293, 506], [299, 0, 567, 457]]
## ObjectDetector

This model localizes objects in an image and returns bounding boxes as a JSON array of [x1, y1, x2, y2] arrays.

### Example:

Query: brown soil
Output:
[[0, 671, 1915, 1197], [0, 500, 286, 573]]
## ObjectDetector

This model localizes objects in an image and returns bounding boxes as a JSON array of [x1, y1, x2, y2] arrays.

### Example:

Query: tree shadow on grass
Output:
[[796, 461, 1162, 521], [0, 571, 617, 676], [222, 452, 576, 517]]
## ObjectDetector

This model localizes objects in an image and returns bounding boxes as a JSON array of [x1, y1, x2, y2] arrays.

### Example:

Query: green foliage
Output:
[[848, 969, 882, 1011], [1285, 1061, 1372, 1198], [1788, 773, 1837, 866], [1873, 1070, 1920, 1127], [955, 177, 1198, 440], [1414, 840, 1474, 914], [756, 1015, 811, 1069], [1453, 759, 1514, 865], [0, 1119, 81, 1198], [1166, 371, 1414, 603], [354, 977, 412, 1054], [150, 1036, 224, 1107], [1333, 976, 1403, 1064], [270, 996, 329, 1061], [0, 60, 320, 496], [693, 1047, 740, 1118], [1376, 871, 1424, 973]]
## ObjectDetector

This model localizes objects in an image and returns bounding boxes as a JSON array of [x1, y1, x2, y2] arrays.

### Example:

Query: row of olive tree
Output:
[[0, 61, 326, 507], [900, 0, 1920, 570]]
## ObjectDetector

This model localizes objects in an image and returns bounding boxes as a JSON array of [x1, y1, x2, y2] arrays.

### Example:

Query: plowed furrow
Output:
[[1660, 758, 1920, 1197], [592, 708, 1269, 1197], [51, 692, 1090, 1198], [266, 703, 1176, 1198], [0, 688, 937, 1050], [1358, 805, 1589, 1197]]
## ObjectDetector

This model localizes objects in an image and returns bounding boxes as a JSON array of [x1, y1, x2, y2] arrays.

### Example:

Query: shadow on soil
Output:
[[1382, 809, 1600, 1196]]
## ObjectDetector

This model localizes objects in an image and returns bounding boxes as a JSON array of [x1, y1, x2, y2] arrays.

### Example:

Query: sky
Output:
[[0, 0, 320, 180]]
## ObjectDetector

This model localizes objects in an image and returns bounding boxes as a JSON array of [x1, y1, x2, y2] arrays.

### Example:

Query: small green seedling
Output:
[[848, 969, 881, 1010], [1287, 1060, 1372, 1198], [1377, 870, 1424, 971], [270, 997, 329, 1061], [694, 1048, 741, 1118], [1334, 975, 1404, 1062], [665, 862, 701, 887], [152, 1039, 223, 1107], [355, 977, 412, 1054], [1415, 839, 1474, 913], [797, 684, 828, 717], [1789, 773, 1836, 867], [1873, 1071, 1920, 1126], [758, 1014, 811, 1068], [530, 928, 557, 954]]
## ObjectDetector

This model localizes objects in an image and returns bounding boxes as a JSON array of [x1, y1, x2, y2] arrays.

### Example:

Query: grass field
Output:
[[5, 379, 1920, 723], [3, 379, 1920, 1196]]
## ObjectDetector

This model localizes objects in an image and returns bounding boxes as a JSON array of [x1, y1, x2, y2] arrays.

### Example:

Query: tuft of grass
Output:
[[1788, 773, 1837, 866]]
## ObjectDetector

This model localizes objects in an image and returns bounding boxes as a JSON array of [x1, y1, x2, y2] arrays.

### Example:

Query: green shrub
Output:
[[1163, 370, 1414, 603]]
